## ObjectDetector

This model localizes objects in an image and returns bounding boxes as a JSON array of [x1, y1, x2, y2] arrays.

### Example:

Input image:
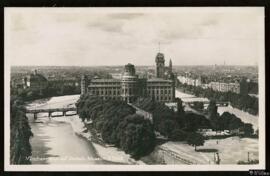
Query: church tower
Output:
[[169, 59, 172, 73]]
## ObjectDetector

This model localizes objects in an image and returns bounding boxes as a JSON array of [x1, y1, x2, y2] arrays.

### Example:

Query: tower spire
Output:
[[169, 58, 172, 73]]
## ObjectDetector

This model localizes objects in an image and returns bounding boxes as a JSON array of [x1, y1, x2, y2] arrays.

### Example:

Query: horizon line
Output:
[[10, 64, 258, 67]]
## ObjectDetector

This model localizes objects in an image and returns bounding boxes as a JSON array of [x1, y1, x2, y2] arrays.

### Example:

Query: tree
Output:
[[170, 129, 187, 141], [242, 123, 254, 136], [192, 102, 204, 111], [117, 114, 156, 159], [207, 100, 218, 118], [240, 78, 249, 95], [219, 112, 245, 131], [186, 132, 205, 151], [175, 98, 185, 116], [207, 100, 219, 130], [76, 95, 156, 159], [184, 113, 211, 132], [10, 98, 33, 164], [158, 119, 179, 138]]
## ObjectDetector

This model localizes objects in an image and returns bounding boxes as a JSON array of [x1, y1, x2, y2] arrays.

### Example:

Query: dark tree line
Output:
[[76, 94, 156, 159], [177, 82, 258, 115], [10, 96, 33, 164], [134, 98, 254, 149], [11, 83, 80, 102], [207, 100, 254, 136], [133, 98, 207, 150]]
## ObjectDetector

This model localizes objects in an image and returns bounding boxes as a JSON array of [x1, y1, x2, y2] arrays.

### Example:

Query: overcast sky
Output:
[[5, 8, 264, 66]]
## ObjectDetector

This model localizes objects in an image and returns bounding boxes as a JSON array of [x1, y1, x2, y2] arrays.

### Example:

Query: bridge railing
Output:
[[25, 107, 77, 113]]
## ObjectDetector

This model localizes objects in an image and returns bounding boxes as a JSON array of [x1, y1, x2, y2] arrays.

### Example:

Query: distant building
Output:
[[208, 81, 240, 94], [177, 74, 202, 87], [49, 78, 79, 87], [23, 70, 48, 90], [177, 73, 241, 94], [81, 52, 175, 103]]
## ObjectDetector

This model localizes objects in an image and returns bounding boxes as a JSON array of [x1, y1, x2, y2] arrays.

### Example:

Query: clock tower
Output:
[[155, 52, 165, 78]]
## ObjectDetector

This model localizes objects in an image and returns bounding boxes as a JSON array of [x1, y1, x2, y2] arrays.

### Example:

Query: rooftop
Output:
[[147, 78, 172, 82], [91, 79, 121, 83]]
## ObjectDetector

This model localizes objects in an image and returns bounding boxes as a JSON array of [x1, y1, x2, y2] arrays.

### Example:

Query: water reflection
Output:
[[29, 113, 122, 165]]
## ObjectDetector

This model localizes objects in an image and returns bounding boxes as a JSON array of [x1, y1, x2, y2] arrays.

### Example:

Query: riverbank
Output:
[[27, 95, 146, 165], [54, 115, 145, 165], [159, 136, 258, 164]]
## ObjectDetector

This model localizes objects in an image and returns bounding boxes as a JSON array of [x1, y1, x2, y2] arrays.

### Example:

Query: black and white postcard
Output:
[[4, 7, 266, 171]]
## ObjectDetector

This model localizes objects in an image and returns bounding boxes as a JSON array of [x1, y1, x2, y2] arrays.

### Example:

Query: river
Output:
[[27, 92, 258, 165], [27, 95, 118, 165]]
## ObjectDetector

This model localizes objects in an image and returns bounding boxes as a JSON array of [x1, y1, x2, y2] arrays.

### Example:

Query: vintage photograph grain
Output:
[[4, 7, 265, 171]]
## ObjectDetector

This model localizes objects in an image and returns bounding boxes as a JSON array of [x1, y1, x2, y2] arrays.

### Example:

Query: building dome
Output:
[[155, 52, 165, 63], [123, 63, 136, 76], [121, 63, 138, 103]]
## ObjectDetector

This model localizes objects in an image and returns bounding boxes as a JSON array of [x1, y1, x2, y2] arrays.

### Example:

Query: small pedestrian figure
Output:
[[214, 152, 221, 164]]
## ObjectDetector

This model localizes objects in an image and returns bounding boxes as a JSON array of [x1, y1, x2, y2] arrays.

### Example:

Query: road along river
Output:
[[26, 92, 259, 165]]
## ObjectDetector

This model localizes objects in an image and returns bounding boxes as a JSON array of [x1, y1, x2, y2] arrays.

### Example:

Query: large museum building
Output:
[[81, 52, 175, 103]]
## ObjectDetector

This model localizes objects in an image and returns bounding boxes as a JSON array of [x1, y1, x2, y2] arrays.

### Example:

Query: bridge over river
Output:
[[25, 107, 77, 119]]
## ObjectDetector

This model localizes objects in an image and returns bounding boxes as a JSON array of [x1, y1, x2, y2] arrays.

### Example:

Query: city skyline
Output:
[[5, 8, 264, 66]]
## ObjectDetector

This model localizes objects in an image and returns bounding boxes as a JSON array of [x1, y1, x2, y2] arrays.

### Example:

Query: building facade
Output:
[[23, 70, 48, 90], [177, 74, 241, 94], [208, 81, 240, 94], [82, 52, 175, 103]]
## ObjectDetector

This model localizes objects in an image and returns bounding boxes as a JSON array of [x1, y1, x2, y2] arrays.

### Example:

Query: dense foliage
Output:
[[10, 96, 33, 164], [76, 94, 156, 159], [135, 98, 254, 139], [186, 132, 205, 151], [207, 100, 254, 136], [133, 98, 210, 139], [176, 82, 258, 115], [11, 83, 80, 102]]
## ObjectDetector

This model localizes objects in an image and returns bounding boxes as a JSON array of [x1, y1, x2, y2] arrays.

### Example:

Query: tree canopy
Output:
[[10, 96, 33, 164], [186, 132, 205, 151], [76, 95, 156, 159]]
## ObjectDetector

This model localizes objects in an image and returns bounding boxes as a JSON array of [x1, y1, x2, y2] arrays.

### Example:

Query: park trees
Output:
[[207, 100, 219, 130], [76, 95, 156, 159], [170, 129, 187, 141], [117, 114, 156, 159], [133, 97, 211, 142], [186, 132, 205, 151], [175, 97, 185, 115], [241, 123, 254, 136]]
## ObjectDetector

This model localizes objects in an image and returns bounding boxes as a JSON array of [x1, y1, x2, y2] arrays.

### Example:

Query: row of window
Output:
[[89, 87, 173, 96], [100, 96, 122, 100], [152, 95, 172, 101], [121, 88, 137, 95], [147, 86, 172, 89], [90, 89, 120, 95], [148, 89, 172, 95], [91, 82, 120, 86]]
